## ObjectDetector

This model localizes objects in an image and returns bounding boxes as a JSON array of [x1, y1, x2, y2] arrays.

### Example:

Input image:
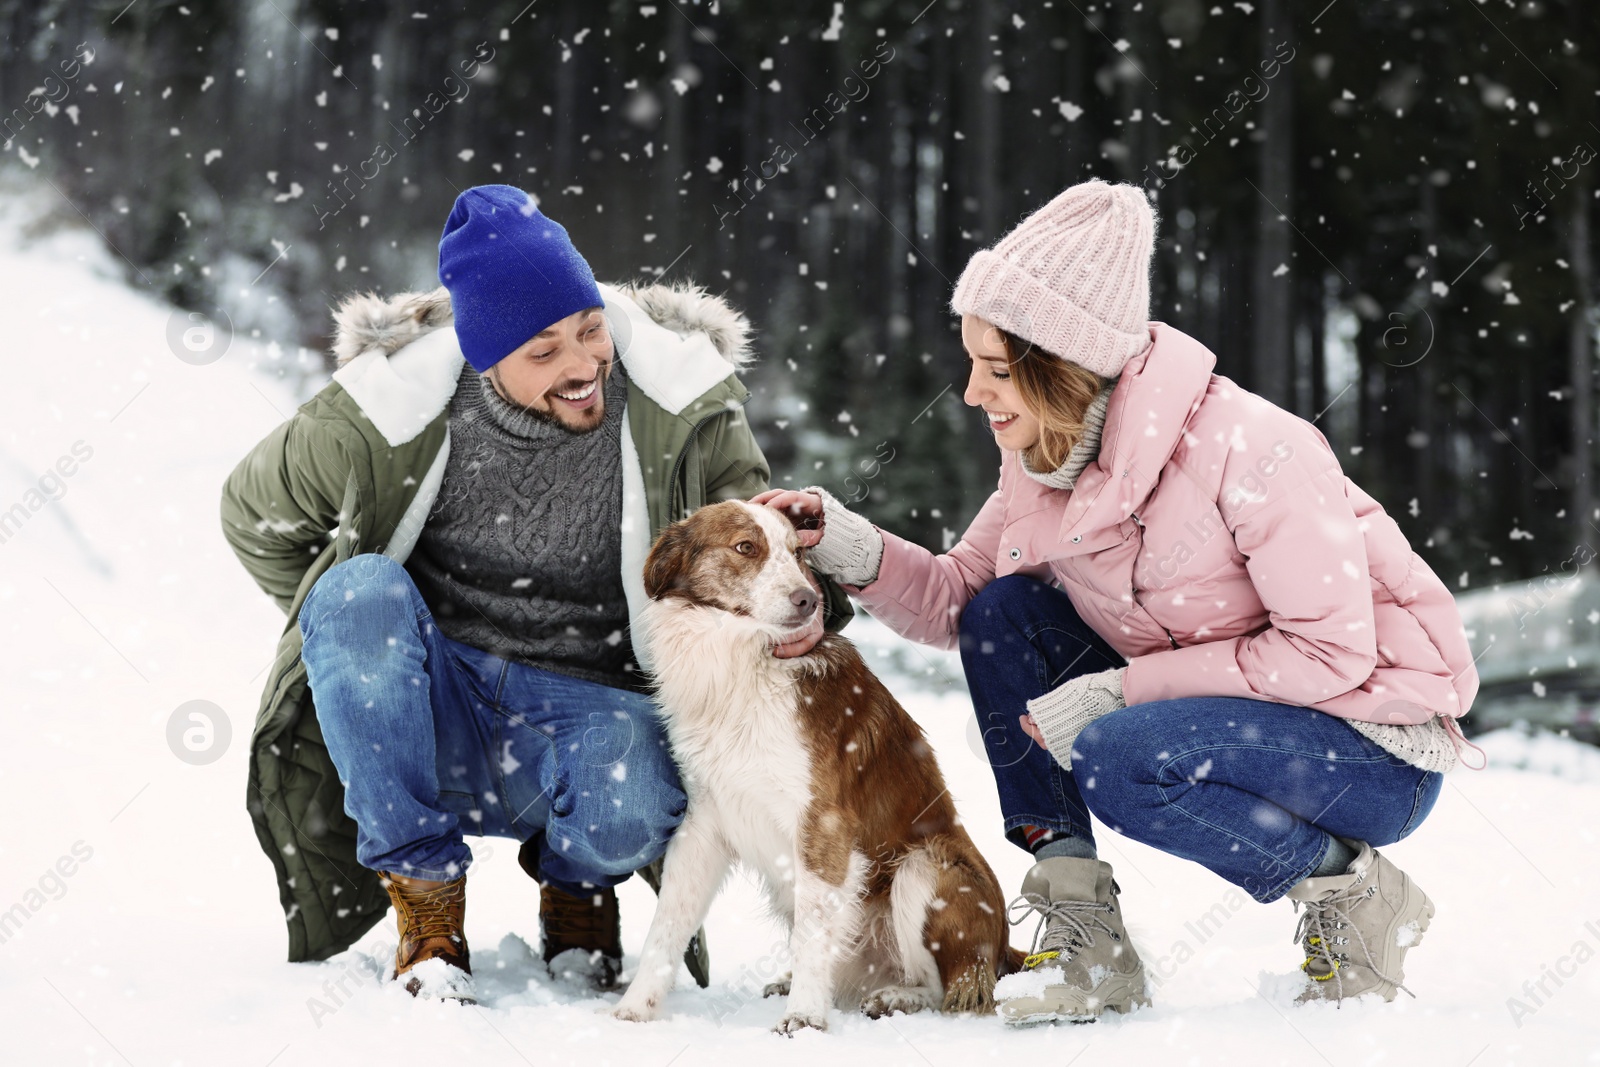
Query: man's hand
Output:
[[771, 616, 825, 659], [753, 488, 827, 657], [751, 488, 825, 548], [769, 565, 825, 659]]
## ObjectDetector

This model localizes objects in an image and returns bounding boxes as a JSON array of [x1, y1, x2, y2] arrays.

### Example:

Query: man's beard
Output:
[[487, 361, 612, 435]]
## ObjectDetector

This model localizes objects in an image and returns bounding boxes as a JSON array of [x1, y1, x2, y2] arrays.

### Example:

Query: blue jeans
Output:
[[959, 575, 1444, 903], [298, 554, 687, 894]]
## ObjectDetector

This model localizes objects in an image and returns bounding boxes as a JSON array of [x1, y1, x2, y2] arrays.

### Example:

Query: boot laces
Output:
[[1292, 874, 1413, 1002], [391, 878, 464, 944], [1007, 891, 1117, 969]]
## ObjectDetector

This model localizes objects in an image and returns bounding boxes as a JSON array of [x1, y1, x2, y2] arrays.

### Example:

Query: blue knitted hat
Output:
[[437, 185, 604, 372]]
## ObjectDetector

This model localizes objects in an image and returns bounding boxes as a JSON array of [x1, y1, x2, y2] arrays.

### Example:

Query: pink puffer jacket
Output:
[[852, 322, 1477, 727]]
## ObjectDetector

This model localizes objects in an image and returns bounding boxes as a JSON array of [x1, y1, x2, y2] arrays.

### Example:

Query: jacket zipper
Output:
[[1128, 511, 1180, 650]]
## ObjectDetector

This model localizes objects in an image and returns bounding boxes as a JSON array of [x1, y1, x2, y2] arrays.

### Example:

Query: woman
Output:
[[758, 180, 1480, 1023]]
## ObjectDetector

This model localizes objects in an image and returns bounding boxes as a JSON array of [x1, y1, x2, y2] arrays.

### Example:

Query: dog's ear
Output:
[[644, 520, 695, 600]]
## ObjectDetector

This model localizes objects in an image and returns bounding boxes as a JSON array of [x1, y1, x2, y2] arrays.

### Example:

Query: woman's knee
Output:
[[1071, 704, 1141, 765], [958, 574, 1054, 647], [1069, 707, 1162, 817]]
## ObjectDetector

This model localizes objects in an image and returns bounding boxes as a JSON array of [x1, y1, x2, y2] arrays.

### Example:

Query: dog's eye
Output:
[[734, 540, 756, 556]]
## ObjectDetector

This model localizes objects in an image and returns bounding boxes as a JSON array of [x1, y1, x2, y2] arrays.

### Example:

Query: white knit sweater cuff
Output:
[[802, 485, 885, 587], [1026, 667, 1127, 766]]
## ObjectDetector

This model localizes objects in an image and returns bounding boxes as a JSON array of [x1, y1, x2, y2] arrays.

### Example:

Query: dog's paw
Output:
[[773, 1010, 828, 1036], [762, 974, 792, 998], [611, 999, 659, 1023], [861, 986, 935, 1019]]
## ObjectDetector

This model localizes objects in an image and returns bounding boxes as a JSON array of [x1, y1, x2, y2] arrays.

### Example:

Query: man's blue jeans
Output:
[[959, 575, 1444, 903], [298, 554, 687, 895]]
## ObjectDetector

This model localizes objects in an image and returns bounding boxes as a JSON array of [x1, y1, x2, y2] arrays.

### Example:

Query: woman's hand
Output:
[[751, 488, 825, 548], [1018, 713, 1046, 747], [1023, 666, 1127, 764]]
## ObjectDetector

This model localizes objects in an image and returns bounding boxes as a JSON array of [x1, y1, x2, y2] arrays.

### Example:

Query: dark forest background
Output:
[[3, 0, 1597, 591]]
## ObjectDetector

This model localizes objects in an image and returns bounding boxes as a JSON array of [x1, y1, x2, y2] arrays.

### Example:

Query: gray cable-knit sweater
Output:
[[405, 363, 638, 689]]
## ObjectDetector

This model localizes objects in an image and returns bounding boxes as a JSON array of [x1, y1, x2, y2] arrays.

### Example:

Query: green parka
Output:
[[221, 281, 850, 962]]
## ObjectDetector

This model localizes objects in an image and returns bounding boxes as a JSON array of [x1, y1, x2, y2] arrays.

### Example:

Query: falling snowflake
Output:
[[820, 2, 843, 41]]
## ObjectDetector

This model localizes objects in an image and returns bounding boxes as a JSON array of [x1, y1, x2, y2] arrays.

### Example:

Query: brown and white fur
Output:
[[612, 500, 1022, 1034]]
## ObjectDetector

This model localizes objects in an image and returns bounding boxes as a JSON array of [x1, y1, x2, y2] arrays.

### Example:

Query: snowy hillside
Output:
[[2, 180, 1597, 1066]]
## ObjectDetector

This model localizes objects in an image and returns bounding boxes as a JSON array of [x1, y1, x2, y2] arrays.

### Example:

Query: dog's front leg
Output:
[[776, 812, 865, 1036], [612, 812, 729, 1022]]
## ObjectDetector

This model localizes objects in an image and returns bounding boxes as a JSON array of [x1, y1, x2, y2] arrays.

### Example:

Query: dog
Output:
[[611, 499, 1022, 1034]]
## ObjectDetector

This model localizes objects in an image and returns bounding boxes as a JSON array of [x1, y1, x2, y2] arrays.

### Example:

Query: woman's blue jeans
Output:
[[958, 575, 1444, 903], [298, 554, 686, 895]]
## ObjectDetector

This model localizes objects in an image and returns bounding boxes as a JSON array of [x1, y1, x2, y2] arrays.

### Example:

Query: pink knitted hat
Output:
[[951, 180, 1156, 378]]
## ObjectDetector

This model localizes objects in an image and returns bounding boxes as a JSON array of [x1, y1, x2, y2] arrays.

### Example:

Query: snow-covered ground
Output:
[[3, 174, 1598, 1066]]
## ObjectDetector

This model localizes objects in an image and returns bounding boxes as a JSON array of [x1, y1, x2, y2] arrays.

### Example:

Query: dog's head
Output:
[[644, 499, 822, 641]]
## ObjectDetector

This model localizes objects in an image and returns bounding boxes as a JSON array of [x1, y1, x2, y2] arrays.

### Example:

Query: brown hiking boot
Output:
[[540, 881, 624, 991], [517, 840, 711, 989], [381, 872, 474, 1003]]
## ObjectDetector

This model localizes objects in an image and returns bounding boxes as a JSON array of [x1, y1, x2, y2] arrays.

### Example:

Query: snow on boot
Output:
[[540, 880, 624, 992], [1286, 837, 1435, 1005], [381, 872, 474, 1003], [997, 857, 1150, 1025]]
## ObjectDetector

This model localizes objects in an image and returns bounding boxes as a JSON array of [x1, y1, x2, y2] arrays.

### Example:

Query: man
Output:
[[222, 184, 849, 999]]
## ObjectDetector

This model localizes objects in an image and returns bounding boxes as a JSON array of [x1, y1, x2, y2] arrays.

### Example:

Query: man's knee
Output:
[[301, 553, 419, 637], [555, 776, 686, 877]]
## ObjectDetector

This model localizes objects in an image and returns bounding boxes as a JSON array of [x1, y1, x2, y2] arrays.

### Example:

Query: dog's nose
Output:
[[790, 587, 818, 617]]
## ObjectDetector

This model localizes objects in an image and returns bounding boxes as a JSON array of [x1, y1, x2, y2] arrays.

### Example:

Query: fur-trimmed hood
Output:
[[330, 281, 754, 369], [326, 279, 757, 448]]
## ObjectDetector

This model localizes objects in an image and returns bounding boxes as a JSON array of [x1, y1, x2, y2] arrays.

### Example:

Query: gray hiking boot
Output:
[[1286, 837, 1435, 1005], [998, 857, 1150, 1025]]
